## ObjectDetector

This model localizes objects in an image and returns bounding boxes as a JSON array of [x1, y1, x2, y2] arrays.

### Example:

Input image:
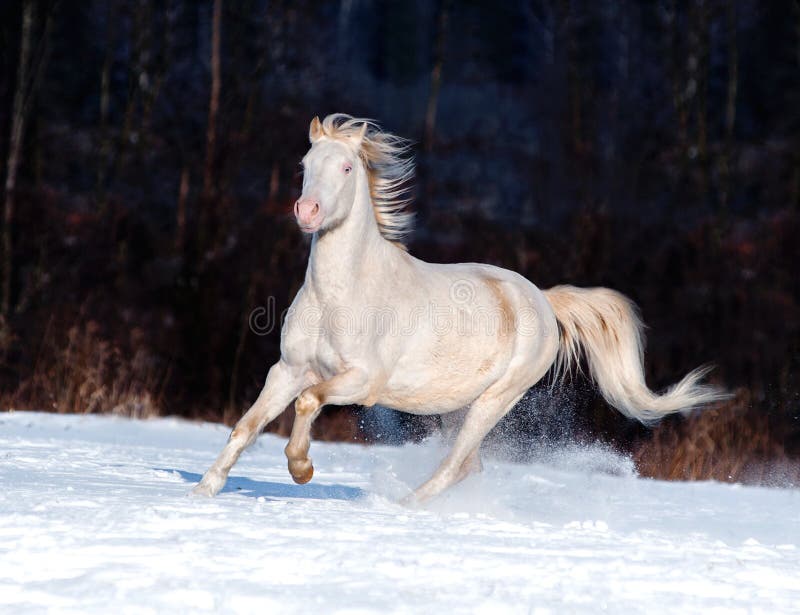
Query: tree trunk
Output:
[[683, 1, 710, 204], [337, 0, 354, 70], [719, 0, 738, 216], [268, 161, 280, 208], [203, 0, 222, 200], [793, 0, 800, 211], [662, 0, 687, 152], [2, 1, 35, 322], [175, 164, 190, 253], [420, 0, 451, 220], [228, 276, 257, 413], [140, 0, 170, 139], [558, 0, 581, 155], [795, 0, 800, 69], [423, 0, 450, 155], [96, 4, 116, 212]]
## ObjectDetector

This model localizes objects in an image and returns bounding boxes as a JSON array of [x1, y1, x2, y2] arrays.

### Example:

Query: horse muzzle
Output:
[[294, 198, 324, 233]]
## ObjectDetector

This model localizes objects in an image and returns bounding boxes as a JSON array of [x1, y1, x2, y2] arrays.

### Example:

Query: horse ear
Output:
[[309, 116, 323, 143], [352, 122, 368, 148]]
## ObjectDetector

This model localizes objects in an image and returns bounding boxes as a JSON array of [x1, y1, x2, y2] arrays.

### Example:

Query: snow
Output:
[[1, 411, 799, 614]]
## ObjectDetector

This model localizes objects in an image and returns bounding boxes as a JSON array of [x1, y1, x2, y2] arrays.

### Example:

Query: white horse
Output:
[[193, 114, 725, 502]]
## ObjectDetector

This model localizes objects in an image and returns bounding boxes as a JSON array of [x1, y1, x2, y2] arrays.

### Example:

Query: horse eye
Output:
[[343, 164, 352, 175]]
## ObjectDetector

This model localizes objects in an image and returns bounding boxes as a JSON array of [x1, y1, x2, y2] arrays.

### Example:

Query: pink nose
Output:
[[294, 198, 321, 227]]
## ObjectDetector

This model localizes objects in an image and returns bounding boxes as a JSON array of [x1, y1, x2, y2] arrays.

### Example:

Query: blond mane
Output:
[[318, 114, 415, 245]]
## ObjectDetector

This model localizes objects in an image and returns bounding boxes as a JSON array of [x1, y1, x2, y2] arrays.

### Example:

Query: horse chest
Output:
[[309, 337, 345, 379], [281, 307, 357, 381]]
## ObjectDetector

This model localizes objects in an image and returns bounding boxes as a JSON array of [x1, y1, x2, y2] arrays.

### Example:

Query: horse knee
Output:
[[231, 412, 263, 442], [229, 425, 256, 447], [295, 390, 320, 416]]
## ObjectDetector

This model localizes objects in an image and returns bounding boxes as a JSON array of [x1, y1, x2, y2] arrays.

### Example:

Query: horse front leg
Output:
[[193, 360, 302, 496], [284, 368, 370, 484]]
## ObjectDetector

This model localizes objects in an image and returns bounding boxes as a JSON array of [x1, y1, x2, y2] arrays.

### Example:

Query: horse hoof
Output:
[[399, 494, 415, 507], [289, 460, 314, 484], [192, 481, 220, 497], [191, 472, 224, 497]]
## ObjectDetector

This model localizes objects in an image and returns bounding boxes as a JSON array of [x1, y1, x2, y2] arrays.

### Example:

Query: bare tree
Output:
[[3, 0, 51, 323]]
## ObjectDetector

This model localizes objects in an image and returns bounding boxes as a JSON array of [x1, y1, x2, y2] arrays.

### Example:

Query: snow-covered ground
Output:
[[1, 411, 798, 614]]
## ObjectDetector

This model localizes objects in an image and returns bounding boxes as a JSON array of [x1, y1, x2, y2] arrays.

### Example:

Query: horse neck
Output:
[[307, 169, 390, 301]]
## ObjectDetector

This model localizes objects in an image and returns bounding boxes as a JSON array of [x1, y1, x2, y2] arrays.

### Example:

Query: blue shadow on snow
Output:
[[162, 469, 365, 501]]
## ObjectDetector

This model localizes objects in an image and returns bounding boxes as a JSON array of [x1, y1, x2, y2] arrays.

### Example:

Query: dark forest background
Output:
[[1, 0, 798, 484]]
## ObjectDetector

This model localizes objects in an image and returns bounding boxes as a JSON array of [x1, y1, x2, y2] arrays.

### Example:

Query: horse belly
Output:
[[377, 379, 484, 415], [378, 338, 507, 414]]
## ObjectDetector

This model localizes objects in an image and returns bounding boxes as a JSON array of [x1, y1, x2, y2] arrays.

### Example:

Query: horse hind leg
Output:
[[454, 447, 483, 482], [406, 377, 529, 504], [407, 345, 556, 504], [438, 409, 483, 482], [439, 408, 467, 443]]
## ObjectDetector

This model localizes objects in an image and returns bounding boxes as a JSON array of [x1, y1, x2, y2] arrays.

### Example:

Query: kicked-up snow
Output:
[[0, 411, 798, 614]]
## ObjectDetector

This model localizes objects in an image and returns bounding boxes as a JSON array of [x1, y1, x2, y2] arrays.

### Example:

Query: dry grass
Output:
[[3, 320, 166, 419], [634, 390, 800, 486], [2, 315, 364, 441]]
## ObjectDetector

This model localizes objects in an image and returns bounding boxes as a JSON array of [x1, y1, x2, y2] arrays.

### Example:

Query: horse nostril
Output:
[[294, 200, 300, 216], [311, 203, 319, 215]]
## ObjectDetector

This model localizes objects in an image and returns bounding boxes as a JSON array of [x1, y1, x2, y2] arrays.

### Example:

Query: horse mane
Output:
[[319, 113, 415, 245]]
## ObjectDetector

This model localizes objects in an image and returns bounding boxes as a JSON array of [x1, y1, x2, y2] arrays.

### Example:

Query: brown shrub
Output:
[[633, 390, 799, 486]]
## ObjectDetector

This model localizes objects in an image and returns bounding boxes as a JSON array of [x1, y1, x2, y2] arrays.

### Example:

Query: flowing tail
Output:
[[543, 285, 728, 424]]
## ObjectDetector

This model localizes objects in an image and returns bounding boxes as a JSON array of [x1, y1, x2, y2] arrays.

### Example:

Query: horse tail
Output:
[[543, 285, 728, 424]]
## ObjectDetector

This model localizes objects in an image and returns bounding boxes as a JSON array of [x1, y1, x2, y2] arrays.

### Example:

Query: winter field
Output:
[[1, 411, 799, 614]]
